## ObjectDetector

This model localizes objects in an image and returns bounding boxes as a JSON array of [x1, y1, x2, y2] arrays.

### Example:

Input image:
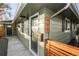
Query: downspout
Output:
[[50, 3, 70, 18]]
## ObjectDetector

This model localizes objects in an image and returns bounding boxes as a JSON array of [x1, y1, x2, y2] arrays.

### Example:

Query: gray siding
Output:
[[16, 7, 77, 56], [17, 20, 29, 49], [49, 15, 71, 43], [39, 45, 44, 56], [17, 30, 29, 49]]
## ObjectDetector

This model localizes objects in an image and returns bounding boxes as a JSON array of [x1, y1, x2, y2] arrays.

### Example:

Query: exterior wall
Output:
[[41, 8, 71, 44], [37, 8, 54, 56], [71, 22, 76, 39], [39, 45, 44, 56], [42, 8, 77, 44], [49, 16, 71, 43], [16, 7, 77, 56], [17, 20, 29, 49], [16, 8, 47, 56], [17, 30, 29, 49], [38, 14, 45, 56]]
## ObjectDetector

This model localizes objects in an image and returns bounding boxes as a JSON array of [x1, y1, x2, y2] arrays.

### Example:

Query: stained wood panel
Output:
[[0, 24, 5, 37], [45, 39, 79, 56]]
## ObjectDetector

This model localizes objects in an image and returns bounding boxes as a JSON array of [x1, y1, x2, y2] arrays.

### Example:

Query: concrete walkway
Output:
[[7, 36, 33, 56]]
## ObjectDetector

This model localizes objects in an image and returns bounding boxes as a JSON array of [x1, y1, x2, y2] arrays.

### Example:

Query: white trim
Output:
[[12, 3, 27, 23], [50, 3, 70, 18], [29, 12, 39, 56], [64, 17, 71, 32]]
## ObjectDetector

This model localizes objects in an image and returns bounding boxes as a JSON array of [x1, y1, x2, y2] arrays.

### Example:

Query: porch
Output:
[[7, 36, 33, 56], [0, 3, 79, 56]]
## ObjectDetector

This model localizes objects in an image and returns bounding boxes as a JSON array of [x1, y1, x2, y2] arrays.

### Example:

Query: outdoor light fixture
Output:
[[20, 15, 26, 18]]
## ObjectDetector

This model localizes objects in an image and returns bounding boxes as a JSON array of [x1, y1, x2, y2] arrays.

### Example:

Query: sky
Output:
[[7, 3, 19, 20], [76, 3, 79, 11]]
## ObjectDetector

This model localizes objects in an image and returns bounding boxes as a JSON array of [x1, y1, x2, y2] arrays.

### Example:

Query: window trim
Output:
[[62, 17, 71, 32]]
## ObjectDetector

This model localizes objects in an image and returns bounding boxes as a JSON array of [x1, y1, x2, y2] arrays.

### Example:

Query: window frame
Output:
[[62, 17, 71, 32]]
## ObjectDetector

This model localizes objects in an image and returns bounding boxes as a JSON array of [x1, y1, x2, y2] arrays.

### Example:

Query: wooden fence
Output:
[[45, 39, 79, 56]]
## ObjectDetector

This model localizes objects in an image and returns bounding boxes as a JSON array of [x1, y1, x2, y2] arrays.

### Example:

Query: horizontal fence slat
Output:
[[50, 45, 73, 56], [45, 39, 79, 56]]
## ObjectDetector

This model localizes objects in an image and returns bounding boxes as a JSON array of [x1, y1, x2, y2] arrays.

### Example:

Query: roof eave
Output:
[[12, 3, 27, 24]]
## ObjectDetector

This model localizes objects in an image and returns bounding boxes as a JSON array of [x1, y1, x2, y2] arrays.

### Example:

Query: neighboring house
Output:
[[0, 4, 12, 37], [0, 20, 12, 37], [12, 3, 79, 56]]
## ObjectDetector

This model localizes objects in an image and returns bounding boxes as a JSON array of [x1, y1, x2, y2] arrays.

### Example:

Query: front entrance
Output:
[[29, 13, 39, 55], [6, 25, 12, 36]]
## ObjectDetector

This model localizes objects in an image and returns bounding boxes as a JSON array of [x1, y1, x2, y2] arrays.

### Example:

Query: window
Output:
[[22, 21, 24, 33], [71, 22, 77, 31], [62, 17, 70, 32], [66, 20, 70, 31], [17, 23, 21, 31], [74, 23, 75, 30]]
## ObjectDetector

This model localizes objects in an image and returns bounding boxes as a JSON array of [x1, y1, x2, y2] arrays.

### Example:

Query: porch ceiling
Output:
[[16, 3, 66, 22], [16, 3, 79, 24]]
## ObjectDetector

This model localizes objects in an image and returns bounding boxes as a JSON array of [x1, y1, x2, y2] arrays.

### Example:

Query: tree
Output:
[[0, 3, 11, 21]]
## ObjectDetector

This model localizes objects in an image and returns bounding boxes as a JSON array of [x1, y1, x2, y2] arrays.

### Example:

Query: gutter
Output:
[[50, 3, 70, 18], [12, 3, 27, 24], [69, 4, 79, 20]]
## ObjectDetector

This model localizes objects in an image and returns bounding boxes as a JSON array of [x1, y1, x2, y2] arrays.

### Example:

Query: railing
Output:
[[45, 39, 79, 56]]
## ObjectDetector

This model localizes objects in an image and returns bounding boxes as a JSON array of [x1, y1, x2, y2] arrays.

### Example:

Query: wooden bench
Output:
[[45, 39, 79, 56]]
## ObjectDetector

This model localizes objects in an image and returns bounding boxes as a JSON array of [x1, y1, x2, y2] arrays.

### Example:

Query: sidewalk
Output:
[[7, 36, 33, 56]]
